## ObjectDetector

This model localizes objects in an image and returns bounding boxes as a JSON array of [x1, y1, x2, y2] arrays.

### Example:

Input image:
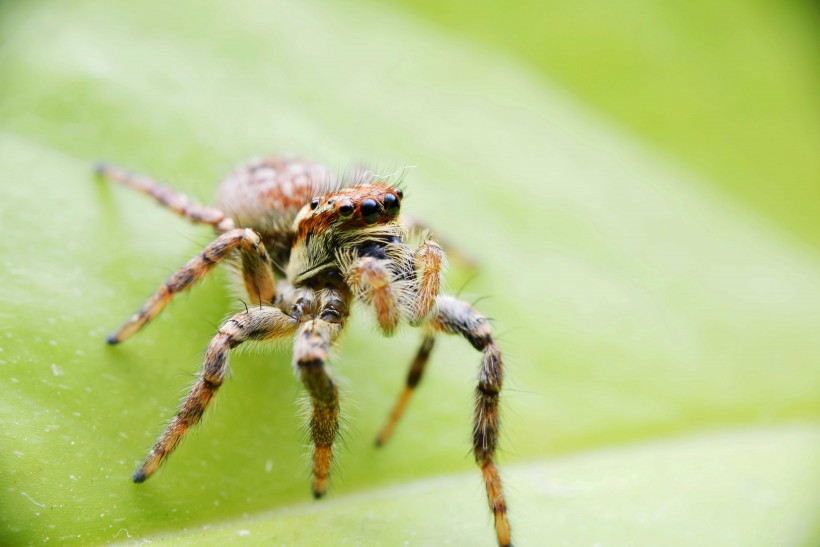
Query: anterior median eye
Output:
[[360, 199, 380, 224], [339, 202, 354, 217], [383, 193, 400, 217]]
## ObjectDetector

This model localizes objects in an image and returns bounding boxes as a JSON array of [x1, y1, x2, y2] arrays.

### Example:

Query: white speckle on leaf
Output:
[[238, 530, 250, 537], [265, 460, 273, 473], [51, 364, 64, 376]]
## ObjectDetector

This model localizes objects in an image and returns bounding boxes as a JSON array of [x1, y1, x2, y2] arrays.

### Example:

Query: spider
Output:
[[96, 156, 511, 547]]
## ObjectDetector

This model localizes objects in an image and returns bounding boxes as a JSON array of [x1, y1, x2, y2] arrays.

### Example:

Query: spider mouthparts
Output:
[[311, 489, 325, 499], [105, 334, 120, 345], [132, 469, 147, 483]]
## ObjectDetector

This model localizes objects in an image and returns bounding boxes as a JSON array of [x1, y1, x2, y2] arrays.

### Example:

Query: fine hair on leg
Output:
[[132, 306, 299, 482], [429, 295, 511, 547], [293, 317, 343, 498], [108, 228, 275, 344], [96, 163, 234, 231]]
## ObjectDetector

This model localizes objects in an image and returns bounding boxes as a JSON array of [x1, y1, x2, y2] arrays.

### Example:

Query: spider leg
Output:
[[371, 239, 441, 444], [96, 163, 235, 232], [292, 289, 349, 498], [430, 295, 511, 547], [412, 240, 445, 324], [107, 228, 275, 344], [345, 256, 403, 335], [132, 306, 299, 482], [374, 332, 435, 446], [402, 214, 477, 269]]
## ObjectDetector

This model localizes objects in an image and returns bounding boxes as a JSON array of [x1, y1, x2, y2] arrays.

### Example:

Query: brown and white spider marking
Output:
[[97, 156, 511, 546]]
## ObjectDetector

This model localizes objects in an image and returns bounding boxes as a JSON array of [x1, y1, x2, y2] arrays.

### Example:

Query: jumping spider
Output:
[[97, 156, 511, 546]]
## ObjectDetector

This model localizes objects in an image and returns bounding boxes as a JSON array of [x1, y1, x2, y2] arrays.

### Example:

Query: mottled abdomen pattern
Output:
[[217, 156, 339, 271]]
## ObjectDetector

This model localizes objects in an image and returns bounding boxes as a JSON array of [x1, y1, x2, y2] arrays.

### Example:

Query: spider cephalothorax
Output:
[[288, 183, 410, 284], [97, 156, 512, 546]]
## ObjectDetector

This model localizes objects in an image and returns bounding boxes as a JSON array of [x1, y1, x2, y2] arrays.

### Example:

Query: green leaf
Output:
[[1, 0, 818, 545]]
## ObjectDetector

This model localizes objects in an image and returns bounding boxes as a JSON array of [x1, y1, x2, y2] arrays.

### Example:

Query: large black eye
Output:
[[310, 198, 320, 210], [339, 202, 354, 217], [383, 193, 400, 217], [360, 198, 381, 224]]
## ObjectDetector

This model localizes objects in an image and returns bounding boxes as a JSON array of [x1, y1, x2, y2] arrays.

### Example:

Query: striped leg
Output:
[[431, 295, 511, 547], [107, 228, 275, 344], [293, 317, 343, 498], [132, 307, 299, 482], [96, 163, 235, 232], [374, 333, 435, 446]]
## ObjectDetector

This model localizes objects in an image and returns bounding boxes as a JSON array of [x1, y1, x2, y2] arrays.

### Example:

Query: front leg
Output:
[[132, 306, 299, 482], [108, 228, 275, 344], [345, 256, 405, 335], [292, 288, 349, 497], [412, 240, 445, 324]]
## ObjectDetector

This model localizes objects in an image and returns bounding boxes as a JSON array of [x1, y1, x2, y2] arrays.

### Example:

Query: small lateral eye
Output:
[[360, 198, 381, 224], [395, 188, 403, 199], [310, 198, 320, 210], [339, 202, 354, 217], [383, 193, 400, 217]]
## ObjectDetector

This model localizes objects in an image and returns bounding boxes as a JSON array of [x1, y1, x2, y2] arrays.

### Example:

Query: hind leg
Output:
[[374, 332, 435, 446], [96, 163, 235, 232]]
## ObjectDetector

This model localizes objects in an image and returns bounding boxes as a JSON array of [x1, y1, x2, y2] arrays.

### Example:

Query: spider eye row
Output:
[[310, 191, 402, 224]]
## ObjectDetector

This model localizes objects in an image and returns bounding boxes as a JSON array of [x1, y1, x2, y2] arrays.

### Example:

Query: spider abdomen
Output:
[[216, 156, 339, 273]]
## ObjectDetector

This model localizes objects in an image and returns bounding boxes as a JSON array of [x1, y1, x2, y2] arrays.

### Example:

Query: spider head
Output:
[[288, 184, 404, 283], [300, 184, 402, 232]]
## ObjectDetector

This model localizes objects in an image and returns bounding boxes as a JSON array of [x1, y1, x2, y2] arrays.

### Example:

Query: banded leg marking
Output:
[[431, 295, 511, 547], [108, 228, 274, 344], [132, 307, 298, 482], [293, 318, 342, 498], [96, 163, 234, 232]]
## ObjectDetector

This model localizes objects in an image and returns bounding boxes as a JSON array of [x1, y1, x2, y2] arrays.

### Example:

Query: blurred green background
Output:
[[0, 0, 818, 545]]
